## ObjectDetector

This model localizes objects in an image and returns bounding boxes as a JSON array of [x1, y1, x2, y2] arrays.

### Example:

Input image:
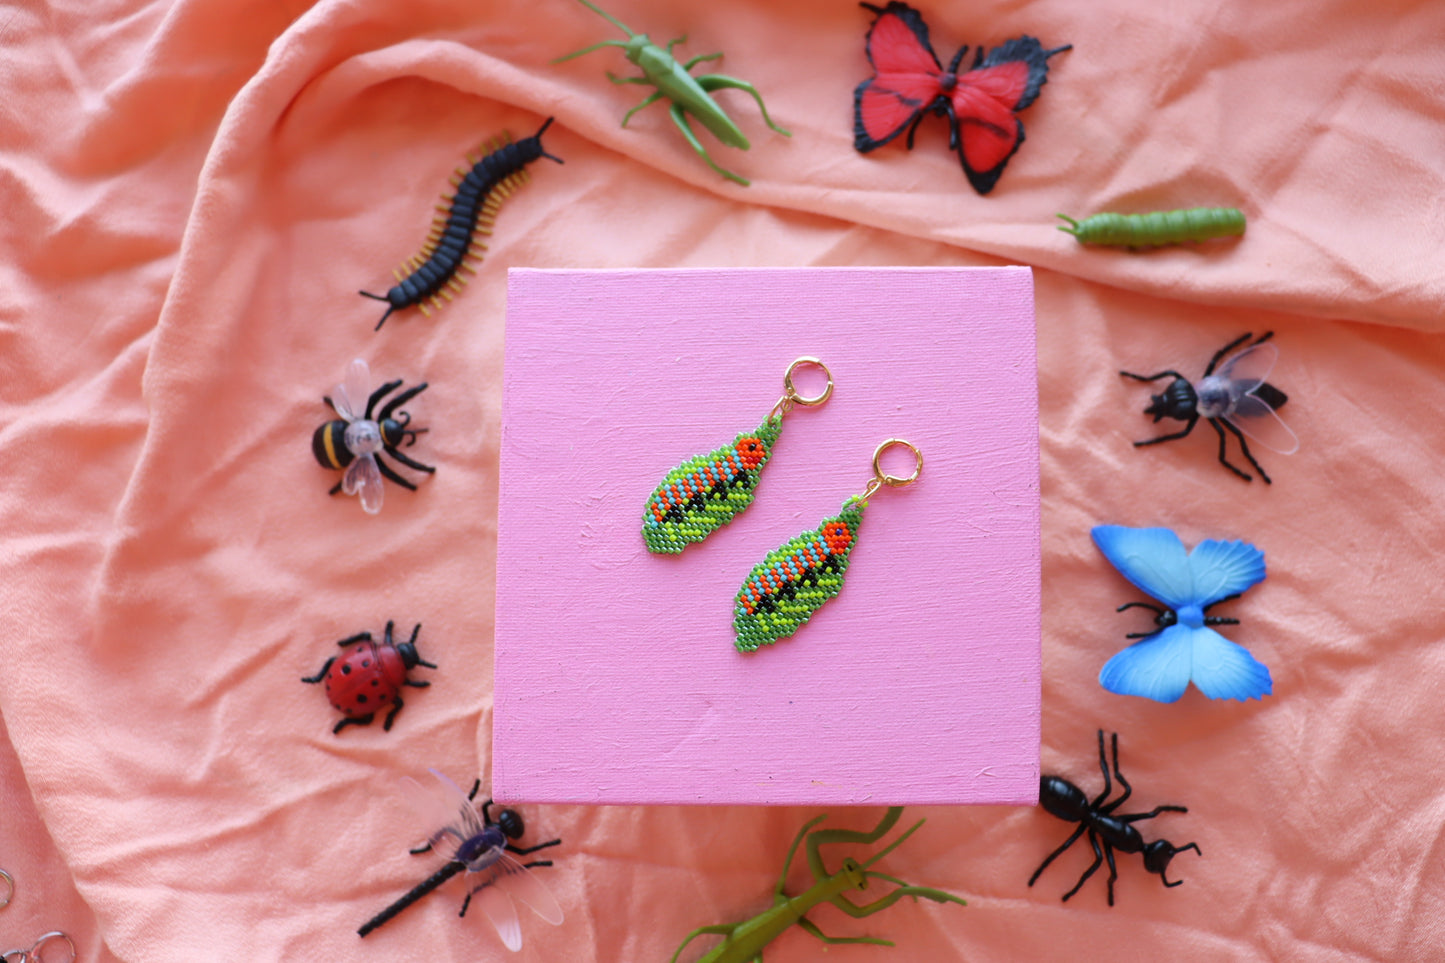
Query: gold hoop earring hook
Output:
[[768, 357, 833, 421], [861, 438, 923, 499], [783, 357, 833, 406]]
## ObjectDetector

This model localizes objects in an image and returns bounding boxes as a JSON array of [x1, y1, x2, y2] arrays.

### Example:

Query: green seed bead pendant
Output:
[[734, 498, 866, 651], [642, 358, 832, 554], [643, 418, 783, 554], [733, 439, 923, 653]]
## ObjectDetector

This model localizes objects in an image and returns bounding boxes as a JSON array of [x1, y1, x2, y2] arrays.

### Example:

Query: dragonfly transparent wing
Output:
[[472, 875, 523, 952], [467, 852, 564, 951], [493, 850, 564, 925], [397, 769, 484, 858], [343, 455, 385, 514], [426, 768, 486, 838], [332, 358, 373, 422]]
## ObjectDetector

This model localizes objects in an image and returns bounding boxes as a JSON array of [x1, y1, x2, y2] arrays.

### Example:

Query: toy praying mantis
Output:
[[554, 0, 791, 186], [669, 807, 966, 963]]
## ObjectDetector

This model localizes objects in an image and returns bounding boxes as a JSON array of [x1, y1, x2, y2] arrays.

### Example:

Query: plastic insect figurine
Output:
[[312, 359, 434, 513], [853, 2, 1070, 194], [1030, 730, 1200, 906], [358, 770, 562, 946], [669, 806, 965, 963], [360, 118, 562, 329], [1058, 207, 1246, 247], [1092, 524, 1272, 702], [1121, 331, 1297, 483], [302, 621, 436, 733], [554, 0, 791, 186]]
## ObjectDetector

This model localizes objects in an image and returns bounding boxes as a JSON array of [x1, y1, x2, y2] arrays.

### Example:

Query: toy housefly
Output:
[[357, 770, 562, 949], [1121, 331, 1298, 483]]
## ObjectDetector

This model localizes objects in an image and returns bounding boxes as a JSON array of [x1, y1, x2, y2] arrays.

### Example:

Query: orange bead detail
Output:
[[734, 436, 768, 470], [823, 522, 853, 554]]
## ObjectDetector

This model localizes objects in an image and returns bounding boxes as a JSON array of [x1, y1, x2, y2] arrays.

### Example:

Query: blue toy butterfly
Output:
[[1092, 525, 1272, 703]]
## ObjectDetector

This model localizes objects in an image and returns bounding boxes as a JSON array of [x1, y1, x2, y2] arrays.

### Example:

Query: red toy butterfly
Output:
[[853, 1, 1070, 194]]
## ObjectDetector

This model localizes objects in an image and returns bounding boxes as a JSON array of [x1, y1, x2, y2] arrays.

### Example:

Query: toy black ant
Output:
[[1120, 331, 1297, 484], [1029, 730, 1200, 906]]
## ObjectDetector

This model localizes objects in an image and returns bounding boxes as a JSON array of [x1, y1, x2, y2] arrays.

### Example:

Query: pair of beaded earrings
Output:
[[642, 357, 923, 653]]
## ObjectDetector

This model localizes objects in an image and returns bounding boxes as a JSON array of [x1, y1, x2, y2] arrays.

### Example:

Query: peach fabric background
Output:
[[1, 0, 1442, 960]]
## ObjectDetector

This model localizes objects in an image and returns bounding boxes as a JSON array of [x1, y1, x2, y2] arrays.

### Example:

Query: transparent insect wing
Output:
[[493, 850, 564, 925], [398, 769, 482, 859], [333, 359, 373, 422], [1215, 340, 1277, 393], [1228, 394, 1300, 454], [1211, 339, 1300, 453], [470, 852, 565, 950], [343, 454, 385, 514], [473, 879, 524, 951]]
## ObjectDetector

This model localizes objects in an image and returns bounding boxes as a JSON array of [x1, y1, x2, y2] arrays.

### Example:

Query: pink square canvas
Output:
[[494, 267, 1040, 806]]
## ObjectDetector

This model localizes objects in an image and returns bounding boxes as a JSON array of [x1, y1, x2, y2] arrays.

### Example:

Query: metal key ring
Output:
[[0, 869, 12, 908]]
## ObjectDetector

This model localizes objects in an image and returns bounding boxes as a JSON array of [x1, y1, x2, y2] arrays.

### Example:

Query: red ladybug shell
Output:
[[322, 639, 408, 718]]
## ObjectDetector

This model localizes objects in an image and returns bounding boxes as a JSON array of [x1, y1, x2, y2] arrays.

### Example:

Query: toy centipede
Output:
[[361, 117, 563, 330]]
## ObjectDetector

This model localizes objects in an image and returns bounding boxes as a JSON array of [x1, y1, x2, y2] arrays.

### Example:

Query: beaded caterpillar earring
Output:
[[642, 357, 833, 554], [734, 439, 923, 652]]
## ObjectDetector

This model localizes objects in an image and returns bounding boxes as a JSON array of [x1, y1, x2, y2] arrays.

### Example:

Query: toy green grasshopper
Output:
[[554, 0, 791, 186], [669, 807, 966, 963]]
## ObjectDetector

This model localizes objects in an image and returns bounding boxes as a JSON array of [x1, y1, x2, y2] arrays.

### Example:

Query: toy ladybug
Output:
[[302, 621, 436, 733]]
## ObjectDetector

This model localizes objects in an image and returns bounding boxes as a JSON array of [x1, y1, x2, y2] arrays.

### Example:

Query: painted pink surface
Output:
[[494, 267, 1040, 806]]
